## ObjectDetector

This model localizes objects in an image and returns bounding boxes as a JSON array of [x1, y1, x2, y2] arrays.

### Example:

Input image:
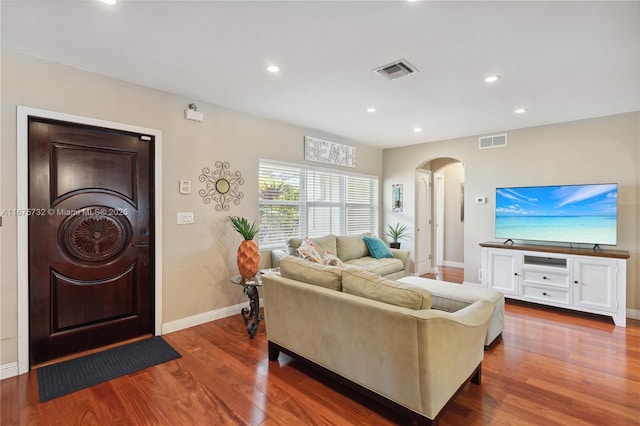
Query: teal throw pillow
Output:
[[363, 236, 393, 259]]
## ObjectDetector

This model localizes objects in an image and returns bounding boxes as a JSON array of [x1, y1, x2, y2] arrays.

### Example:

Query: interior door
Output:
[[416, 170, 431, 275], [28, 117, 154, 365]]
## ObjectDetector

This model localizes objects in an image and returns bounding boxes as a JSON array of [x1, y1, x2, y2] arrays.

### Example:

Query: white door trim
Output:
[[435, 174, 445, 266], [16, 106, 163, 375], [415, 170, 431, 275]]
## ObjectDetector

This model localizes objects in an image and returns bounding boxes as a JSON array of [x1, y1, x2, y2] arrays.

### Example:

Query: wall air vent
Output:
[[479, 133, 507, 149], [373, 59, 418, 80]]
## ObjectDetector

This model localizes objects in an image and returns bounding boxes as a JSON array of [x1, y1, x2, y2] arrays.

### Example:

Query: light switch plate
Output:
[[179, 180, 191, 194], [177, 212, 194, 224]]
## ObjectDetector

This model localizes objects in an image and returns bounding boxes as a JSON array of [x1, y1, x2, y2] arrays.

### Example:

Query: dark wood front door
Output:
[[28, 117, 154, 365]]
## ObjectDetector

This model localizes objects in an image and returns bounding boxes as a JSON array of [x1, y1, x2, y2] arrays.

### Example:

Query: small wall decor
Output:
[[304, 136, 356, 168], [199, 161, 244, 211], [392, 184, 403, 212]]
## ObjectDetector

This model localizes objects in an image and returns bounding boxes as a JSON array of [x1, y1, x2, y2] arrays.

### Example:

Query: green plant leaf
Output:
[[385, 222, 411, 242], [228, 216, 259, 240]]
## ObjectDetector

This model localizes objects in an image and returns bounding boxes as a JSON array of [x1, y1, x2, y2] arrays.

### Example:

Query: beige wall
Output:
[[440, 163, 464, 265], [383, 111, 640, 311], [0, 50, 383, 365]]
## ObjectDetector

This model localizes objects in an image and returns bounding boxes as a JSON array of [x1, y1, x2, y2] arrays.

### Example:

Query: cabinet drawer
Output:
[[521, 269, 570, 288], [521, 285, 570, 305]]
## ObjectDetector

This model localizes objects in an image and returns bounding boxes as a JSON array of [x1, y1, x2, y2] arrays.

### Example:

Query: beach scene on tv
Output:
[[495, 183, 618, 246]]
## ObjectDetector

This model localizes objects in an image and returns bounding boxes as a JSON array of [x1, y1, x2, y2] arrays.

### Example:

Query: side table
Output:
[[230, 275, 263, 339]]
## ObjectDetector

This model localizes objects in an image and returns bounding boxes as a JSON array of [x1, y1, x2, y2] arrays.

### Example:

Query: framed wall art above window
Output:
[[304, 136, 356, 168]]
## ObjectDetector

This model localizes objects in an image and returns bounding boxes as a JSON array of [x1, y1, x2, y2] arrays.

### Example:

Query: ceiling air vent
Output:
[[373, 59, 418, 80], [479, 133, 507, 149]]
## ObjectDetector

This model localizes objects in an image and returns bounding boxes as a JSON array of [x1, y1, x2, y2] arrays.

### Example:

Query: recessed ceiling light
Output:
[[514, 107, 527, 114], [485, 75, 500, 83], [413, 127, 422, 133], [366, 107, 376, 113], [266, 65, 280, 73], [98, 0, 117, 5]]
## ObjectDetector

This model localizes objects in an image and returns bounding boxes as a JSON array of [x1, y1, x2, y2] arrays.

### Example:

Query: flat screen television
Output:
[[495, 183, 618, 247]]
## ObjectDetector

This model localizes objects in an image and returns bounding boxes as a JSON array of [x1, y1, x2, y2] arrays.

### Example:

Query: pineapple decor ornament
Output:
[[228, 216, 260, 281]]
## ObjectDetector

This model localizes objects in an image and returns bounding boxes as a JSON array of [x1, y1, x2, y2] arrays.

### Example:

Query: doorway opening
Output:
[[415, 158, 465, 277]]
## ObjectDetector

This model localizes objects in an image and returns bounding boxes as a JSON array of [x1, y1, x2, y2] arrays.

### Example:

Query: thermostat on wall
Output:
[[179, 180, 191, 194], [475, 196, 487, 204]]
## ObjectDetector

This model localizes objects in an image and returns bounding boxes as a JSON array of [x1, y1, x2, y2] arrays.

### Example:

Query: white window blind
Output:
[[259, 160, 379, 248], [258, 163, 303, 247]]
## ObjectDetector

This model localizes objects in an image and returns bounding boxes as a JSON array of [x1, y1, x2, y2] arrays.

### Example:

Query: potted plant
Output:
[[385, 222, 410, 249], [228, 216, 260, 280]]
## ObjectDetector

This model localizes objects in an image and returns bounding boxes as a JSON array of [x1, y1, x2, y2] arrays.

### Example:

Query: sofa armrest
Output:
[[390, 248, 410, 272], [409, 300, 494, 418], [409, 299, 494, 327], [271, 249, 289, 267]]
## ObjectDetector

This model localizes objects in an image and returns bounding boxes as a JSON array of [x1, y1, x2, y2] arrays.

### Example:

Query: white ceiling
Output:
[[2, 1, 639, 149]]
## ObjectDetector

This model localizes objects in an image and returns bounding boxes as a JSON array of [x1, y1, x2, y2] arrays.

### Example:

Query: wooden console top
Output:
[[479, 241, 630, 259]]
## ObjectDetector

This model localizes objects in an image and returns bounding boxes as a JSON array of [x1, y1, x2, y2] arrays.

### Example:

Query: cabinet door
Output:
[[486, 249, 520, 295], [572, 257, 617, 312]]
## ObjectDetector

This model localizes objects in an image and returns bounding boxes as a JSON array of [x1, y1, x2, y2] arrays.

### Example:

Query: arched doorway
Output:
[[415, 158, 465, 275]]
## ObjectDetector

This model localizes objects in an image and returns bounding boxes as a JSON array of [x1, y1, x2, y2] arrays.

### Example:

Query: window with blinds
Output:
[[259, 160, 379, 248]]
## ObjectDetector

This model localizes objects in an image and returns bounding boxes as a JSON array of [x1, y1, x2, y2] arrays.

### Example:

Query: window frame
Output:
[[258, 159, 379, 249]]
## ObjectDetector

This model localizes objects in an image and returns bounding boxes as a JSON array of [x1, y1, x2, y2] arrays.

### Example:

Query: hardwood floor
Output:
[[2, 268, 639, 425], [420, 265, 465, 283]]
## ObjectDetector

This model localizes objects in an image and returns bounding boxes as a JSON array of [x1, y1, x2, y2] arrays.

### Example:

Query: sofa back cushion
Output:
[[279, 255, 343, 291], [342, 268, 432, 310], [336, 233, 371, 261], [288, 235, 337, 256]]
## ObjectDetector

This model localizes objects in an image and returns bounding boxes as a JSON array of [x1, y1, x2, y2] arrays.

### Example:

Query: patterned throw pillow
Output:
[[297, 238, 323, 263], [322, 250, 345, 267]]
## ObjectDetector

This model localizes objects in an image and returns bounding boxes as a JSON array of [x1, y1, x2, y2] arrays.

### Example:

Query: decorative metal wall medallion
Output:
[[199, 161, 245, 211], [304, 136, 356, 168], [60, 206, 131, 263]]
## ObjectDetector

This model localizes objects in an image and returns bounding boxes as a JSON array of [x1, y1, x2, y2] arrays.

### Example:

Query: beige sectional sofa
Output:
[[271, 233, 410, 279], [398, 276, 505, 348], [262, 256, 494, 425]]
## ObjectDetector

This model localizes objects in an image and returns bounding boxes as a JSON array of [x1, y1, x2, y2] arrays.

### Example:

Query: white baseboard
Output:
[[627, 308, 640, 320], [441, 261, 464, 268], [1, 362, 18, 380], [161, 299, 263, 335]]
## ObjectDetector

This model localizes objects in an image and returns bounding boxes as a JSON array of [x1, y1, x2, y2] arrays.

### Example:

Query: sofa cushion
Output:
[[363, 236, 393, 259], [289, 235, 337, 256], [336, 234, 370, 261], [279, 255, 343, 291], [342, 268, 432, 310], [344, 257, 405, 276]]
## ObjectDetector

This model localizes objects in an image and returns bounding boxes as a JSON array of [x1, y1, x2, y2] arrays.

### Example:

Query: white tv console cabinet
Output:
[[479, 242, 629, 326]]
